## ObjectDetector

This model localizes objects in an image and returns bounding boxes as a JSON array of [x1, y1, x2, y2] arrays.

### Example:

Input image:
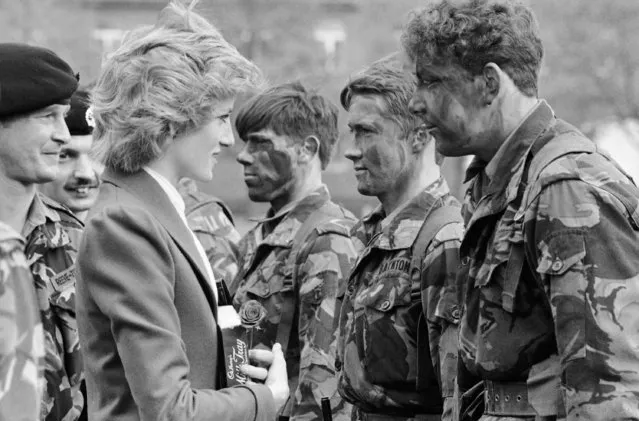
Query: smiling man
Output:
[[402, 1, 639, 420], [231, 82, 358, 421], [40, 89, 102, 223], [0, 43, 85, 421], [336, 54, 463, 421]]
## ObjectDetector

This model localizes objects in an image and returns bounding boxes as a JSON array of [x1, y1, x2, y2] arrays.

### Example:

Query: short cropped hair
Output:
[[401, 0, 543, 97], [91, 0, 263, 173], [235, 82, 339, 170], [340, 53, 421, 139]]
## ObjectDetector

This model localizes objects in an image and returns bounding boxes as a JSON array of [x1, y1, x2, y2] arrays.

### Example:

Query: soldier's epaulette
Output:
[[314, 218, 354, 237], [39, 194, 84, 228]]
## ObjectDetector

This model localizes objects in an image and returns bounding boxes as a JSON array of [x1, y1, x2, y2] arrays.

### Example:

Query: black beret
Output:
[[65, 89, 94, 136], [0, 43, 79, 118]]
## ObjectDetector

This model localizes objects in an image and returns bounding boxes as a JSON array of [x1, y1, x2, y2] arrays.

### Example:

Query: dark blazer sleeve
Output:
[[78, 205, 275, 421]]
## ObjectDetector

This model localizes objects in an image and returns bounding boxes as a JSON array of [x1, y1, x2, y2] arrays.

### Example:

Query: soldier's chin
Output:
[[356, 183, 377, 197], [247, 189, 271, 203], [436, 140, 466, 157], [434, 134, 474, 158]]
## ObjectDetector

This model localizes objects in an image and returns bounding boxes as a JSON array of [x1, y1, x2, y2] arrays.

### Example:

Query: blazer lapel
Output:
[[102, 169, 218, 315]]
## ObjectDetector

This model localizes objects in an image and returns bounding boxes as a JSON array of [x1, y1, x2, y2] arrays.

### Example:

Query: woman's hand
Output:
[[240, 343, 289, 411]]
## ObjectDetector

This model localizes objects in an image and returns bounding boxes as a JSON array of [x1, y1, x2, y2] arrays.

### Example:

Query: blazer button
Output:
[[380, 300, 391, 311]]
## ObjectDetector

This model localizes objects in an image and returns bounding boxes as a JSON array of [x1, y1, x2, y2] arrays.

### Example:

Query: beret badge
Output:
[[85, 106, 95, 129]]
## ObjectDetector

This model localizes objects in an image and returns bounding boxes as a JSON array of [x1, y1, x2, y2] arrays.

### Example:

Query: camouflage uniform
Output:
[[23, 193, 85, 421], [458, 100, 639, 420], [230, 185, 357, 421], [337, 178, 463, 421], [0, 222, 45, 421], [180, 179, 241, 284]]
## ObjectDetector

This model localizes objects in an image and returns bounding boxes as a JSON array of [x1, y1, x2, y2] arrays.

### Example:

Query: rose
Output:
[[239, 300, 267, 329]]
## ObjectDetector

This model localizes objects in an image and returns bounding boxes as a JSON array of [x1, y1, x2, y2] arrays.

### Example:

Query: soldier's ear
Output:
[[481, 63, 501, 106], [410, 126, 431, 153], [299, 135, 320, 164]]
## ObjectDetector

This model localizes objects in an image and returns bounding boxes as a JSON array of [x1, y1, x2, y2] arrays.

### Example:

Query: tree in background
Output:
[[535, 0, 639, 125]]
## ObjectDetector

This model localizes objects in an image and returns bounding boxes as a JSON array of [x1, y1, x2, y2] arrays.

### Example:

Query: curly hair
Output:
[[340, 52, 421, 139], [401, 0, 543, 97], [91, 0, 264, 173], [235, 81, 339, 170]]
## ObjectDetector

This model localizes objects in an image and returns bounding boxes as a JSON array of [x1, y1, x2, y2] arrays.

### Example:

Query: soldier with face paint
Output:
[[231, 82, 358, 421], [336, 54, 463, 421], [402, 1, 639, 420]]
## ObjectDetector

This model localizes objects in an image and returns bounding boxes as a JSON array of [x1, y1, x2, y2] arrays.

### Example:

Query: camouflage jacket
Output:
[[336, 178, 462, 420], [180, 182, 241, 284], [230, 185, 358, 421], [459, 100, 639, 419], [0, 222, 45, 421], [23, 193, 85, 421]]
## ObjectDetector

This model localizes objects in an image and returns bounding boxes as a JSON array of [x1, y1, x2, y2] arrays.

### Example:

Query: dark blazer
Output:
[[76, 169, 275, 421]]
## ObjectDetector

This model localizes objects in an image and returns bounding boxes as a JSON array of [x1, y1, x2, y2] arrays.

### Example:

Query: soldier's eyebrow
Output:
[[348, 119, 382, 132], [246, 133, 272, 142]]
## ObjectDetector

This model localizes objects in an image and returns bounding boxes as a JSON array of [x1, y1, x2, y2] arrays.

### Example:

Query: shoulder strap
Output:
[[276, 202, 348, 352], [529, 134, 594, 188], [410, 203, 463, 285]]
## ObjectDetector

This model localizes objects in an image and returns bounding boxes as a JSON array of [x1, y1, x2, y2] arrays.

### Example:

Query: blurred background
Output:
[[2, 0, 638, 233]]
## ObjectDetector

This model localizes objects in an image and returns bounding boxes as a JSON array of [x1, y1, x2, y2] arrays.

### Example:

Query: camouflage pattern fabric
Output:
[[459, 100, 639, 420], [23, 193, 85, 421], [179, 179, 241, 284], [336, 178, 462, 421], [0, 222, 45, 421], [230, 185, 357, 421]]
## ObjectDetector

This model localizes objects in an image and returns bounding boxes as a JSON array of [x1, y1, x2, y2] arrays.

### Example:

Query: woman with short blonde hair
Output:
[[91, 2, 261, 175], [75, 2, 289, 421]]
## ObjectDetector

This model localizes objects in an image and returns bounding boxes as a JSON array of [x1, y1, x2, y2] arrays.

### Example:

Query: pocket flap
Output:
[[537, 231, 586, 276], [361, 281, 411, 312], [244, 281, 272, 298]]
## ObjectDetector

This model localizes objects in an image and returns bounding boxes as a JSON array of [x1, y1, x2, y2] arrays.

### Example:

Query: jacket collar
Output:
[[249, 184, 331, 248], [463, 100, 555, 223], [22, 192, 61, 239], [355, 177, 450, 251]]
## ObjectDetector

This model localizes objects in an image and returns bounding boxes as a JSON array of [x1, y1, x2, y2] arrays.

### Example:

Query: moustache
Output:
[[63, 177, 100, 191]]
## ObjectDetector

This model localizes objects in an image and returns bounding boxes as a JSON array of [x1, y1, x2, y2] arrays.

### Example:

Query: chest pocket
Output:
[[473, 210, 527, 314], [360, 278, 412, 312], [358, 275, 416, 385], [238, 252, 296, 352], [243, 254, 294, 299]]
